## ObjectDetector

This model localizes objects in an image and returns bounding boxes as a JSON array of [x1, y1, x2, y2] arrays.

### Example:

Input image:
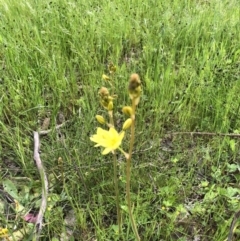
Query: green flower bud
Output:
[[122, 118, 132, 130], [96, 115, 106, 124], [107, 101, 113, 111], [102, 74, 110, 81], [122, 106, 133, 116]]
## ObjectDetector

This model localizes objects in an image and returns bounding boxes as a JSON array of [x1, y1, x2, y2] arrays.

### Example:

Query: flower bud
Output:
[[107, 101, 113, 111], [122, 106, 133, 116], [122, 118, 132, 130], [128, 73, 141, 101], [98, 87, 109, 98], [99, 87, 113, 109], [96, 115, 106, 124], [102, 74, 110, 81], [108, 63, 117, 73]]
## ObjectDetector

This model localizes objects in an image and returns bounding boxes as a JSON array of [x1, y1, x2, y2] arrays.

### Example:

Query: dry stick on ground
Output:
[[33, 131, 48, 240], [171, 131, 240, 137], [39, 121, 69, 135], [32, 120, 73, 239]]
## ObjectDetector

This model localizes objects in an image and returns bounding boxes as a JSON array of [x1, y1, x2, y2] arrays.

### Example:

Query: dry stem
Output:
[[171, 131, 240, 137], [33, 131, 48, 240]]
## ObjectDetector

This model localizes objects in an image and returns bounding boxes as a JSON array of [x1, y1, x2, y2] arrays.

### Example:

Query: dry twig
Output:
[[171, 131, 240, 137], [33, 131, 48, 240], [39, 121, 68, 135]]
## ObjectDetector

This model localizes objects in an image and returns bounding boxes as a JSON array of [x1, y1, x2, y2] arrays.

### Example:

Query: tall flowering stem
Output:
[[98, 70, 122, 234], [108, 110, 122, 235], [106, 64, 122, 234], [126, 103, 140, 240], [125, 73, 141, 241], [90, 71, 141, 240]]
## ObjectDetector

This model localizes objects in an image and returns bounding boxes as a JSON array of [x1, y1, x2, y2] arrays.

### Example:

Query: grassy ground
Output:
[[0, 0, 240, 240]]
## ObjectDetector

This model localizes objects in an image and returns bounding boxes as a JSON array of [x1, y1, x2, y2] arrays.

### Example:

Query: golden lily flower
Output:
[[90, 127, 125, 155]]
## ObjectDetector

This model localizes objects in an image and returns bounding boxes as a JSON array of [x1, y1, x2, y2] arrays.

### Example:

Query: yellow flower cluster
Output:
[[90, 67, 142, 240], [128, 73, 141, 105], [98, 87, 114, 111], [91, 69, 141, 156], [0, 227, 8, 238]]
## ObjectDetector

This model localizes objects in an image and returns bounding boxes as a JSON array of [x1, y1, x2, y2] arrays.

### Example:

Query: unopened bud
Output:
[[108, 63, 117, 73], [122, 106, 133, 116], [98, 87, 109, 98], [96, 115, 106, 124], [102, 74, 110, 81], [122, 118, 132, 130], [128, 73, 141, 101], [107, 101, 113, 111]]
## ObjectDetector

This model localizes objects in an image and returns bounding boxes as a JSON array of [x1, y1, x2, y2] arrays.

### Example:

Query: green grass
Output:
[[0, 0, 240, 240]]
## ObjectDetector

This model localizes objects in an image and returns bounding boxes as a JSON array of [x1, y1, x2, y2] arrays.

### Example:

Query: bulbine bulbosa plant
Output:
[[90, 65, 141, 241]]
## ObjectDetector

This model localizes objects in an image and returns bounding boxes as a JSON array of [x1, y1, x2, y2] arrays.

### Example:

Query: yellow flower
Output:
[[0, 227, 8, 237], [90, 127, 125, 155]]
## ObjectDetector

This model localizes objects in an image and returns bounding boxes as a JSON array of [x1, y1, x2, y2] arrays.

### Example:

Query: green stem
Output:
[[108, 110, 122, 235], [113, 152, 122, 234], [126, 100, 140, 241]]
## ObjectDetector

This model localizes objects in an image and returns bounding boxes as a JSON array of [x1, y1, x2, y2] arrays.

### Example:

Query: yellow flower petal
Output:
[[0, 227, 8, 238], [90, 127, 125, 155], [102, 147, 112, 155]]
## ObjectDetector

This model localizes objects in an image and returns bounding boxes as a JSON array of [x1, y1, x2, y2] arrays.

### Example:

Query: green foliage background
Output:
[[0, 0, 239, 240]]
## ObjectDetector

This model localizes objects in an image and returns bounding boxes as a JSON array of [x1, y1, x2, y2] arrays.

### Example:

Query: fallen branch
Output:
[[39, 121, 69, 135], [170, 131, 240, 137], [33, 131, 48, 240]]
